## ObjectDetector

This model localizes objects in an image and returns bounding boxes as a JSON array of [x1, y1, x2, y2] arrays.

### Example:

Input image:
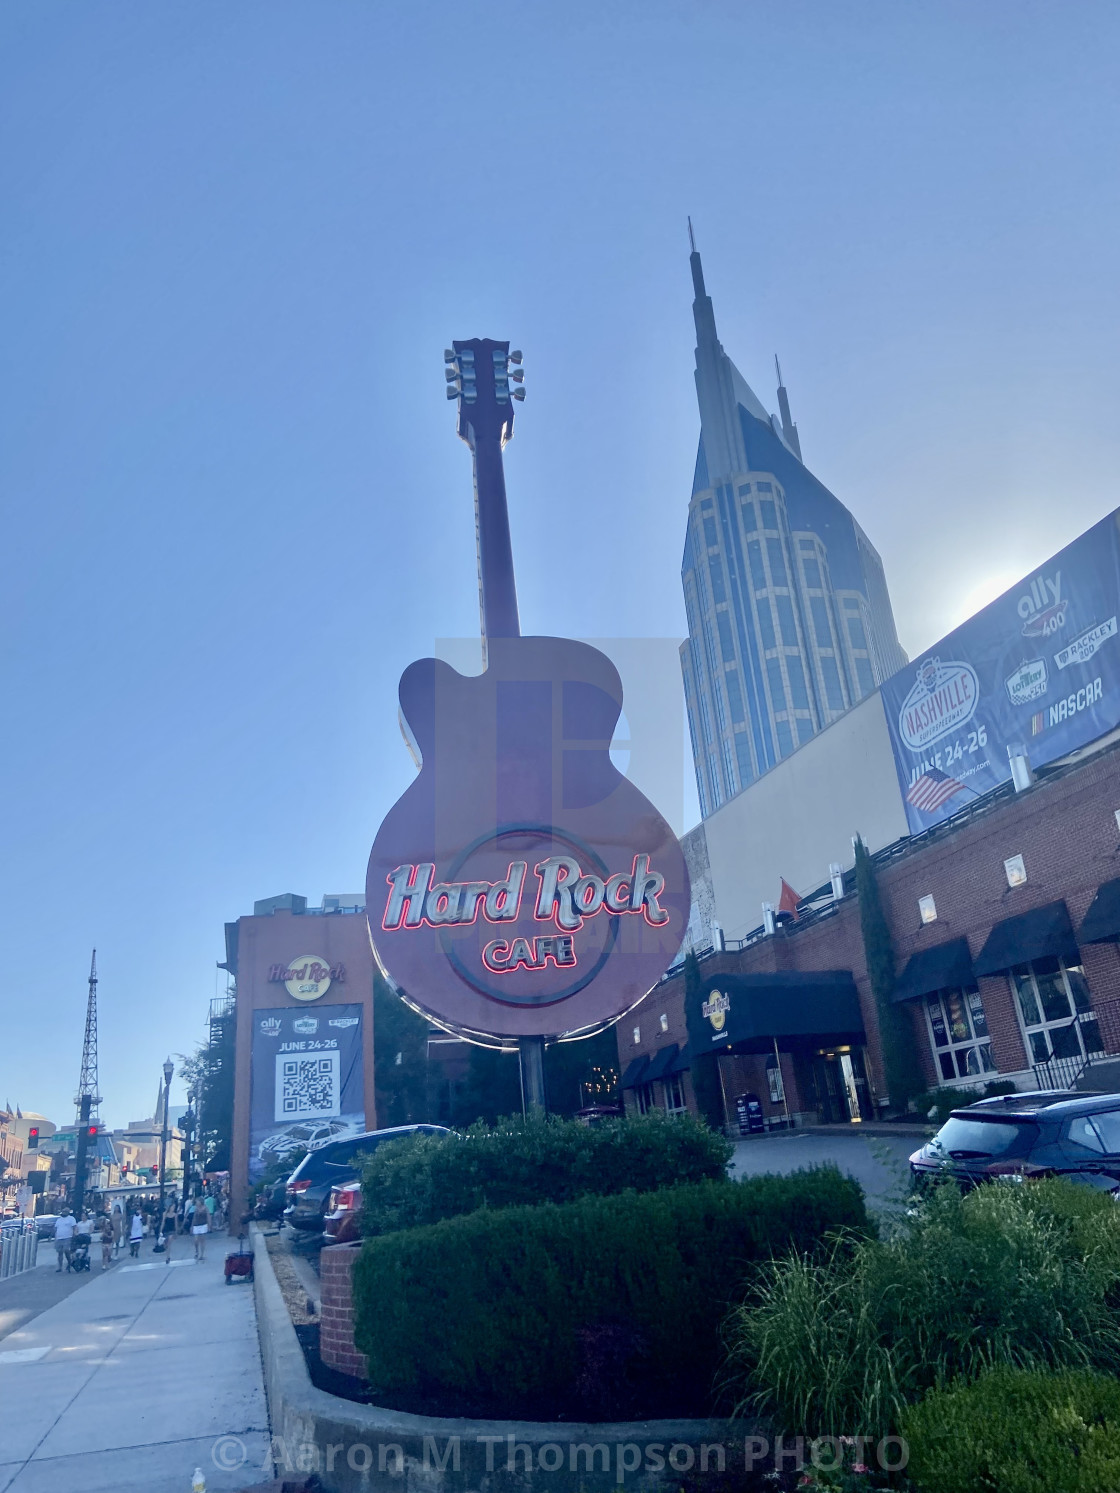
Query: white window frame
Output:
[[924, 985, 996, 1083], [633, 1083, 654, 1116], [663, 1074, 686, 1113], [1009, 958, 1102, 1068]]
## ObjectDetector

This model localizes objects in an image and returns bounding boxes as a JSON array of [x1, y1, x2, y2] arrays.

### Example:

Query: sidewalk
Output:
[[0, 1235, 273, 1493], [0, 1238, 96, 1344]]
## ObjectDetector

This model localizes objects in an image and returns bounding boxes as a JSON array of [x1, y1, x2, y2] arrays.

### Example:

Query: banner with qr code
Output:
[[249, 1003, 365, 1179]]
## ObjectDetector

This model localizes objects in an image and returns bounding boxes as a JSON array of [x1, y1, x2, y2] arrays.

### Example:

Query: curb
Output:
[[250, 1224, 754, 1491]]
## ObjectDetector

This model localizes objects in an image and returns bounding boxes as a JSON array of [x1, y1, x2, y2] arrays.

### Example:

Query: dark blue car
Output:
[[910, 1090, 1120, 1193]]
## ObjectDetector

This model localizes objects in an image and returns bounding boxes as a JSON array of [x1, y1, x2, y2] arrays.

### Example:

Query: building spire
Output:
[[688, 221, 716, 342], [775, 354, 802, 461]]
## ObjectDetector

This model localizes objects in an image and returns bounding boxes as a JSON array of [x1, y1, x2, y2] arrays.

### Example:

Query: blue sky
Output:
[[3, 3, 1119, 1128]]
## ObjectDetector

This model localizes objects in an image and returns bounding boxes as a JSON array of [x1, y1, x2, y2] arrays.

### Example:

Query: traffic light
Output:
[[149, 1165, 159, 1178], [27, 1127, 39, 1149], [86, 1125, 97, 1137], [120, 1163, 129, 1175]]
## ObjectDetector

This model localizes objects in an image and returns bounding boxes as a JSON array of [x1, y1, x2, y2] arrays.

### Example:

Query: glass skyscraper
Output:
[[681, 243, 908, 818]]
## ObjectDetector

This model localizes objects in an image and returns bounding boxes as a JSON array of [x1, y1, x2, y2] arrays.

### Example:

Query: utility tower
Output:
[[71, 950, 102, 1218]]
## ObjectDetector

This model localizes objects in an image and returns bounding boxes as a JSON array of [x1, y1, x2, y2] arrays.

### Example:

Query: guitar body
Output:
[[367, 635, 689, 1038]]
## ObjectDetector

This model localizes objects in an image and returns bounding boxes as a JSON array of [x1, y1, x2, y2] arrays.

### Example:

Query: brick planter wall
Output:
[[319, 1241, 367, 1380]]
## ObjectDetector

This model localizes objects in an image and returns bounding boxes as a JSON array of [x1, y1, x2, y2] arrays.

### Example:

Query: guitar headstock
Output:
[[445, 339, 525, 450]]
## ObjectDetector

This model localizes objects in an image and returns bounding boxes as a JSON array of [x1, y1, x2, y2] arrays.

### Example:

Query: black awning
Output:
[[668, 1043, 691, 1075], [892, 937, 975, 1004], [620, 1055, 651, 1090], [643, 1045, 679, 1084], [973, 900, 1078, 977], [693, 970, 863, 1055], [1079, 879, 1120, 945]]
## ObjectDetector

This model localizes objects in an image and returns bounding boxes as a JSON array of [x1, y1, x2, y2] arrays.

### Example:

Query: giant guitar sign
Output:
[[366, 341, 689, 1043]]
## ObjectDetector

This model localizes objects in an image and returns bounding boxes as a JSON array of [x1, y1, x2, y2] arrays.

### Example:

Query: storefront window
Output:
[[633, 1083, 654, 1115], [1010, 958, 1102, 1066], [663, 1074, 686, 1113], [925, 985, 995, 1082]]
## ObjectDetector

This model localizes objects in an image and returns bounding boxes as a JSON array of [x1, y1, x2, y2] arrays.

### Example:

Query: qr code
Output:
[[275, 1050, 341, 1120]]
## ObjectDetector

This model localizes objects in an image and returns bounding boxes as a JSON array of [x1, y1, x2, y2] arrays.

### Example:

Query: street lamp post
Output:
[[157, 1057, 174, 1220], [180, 1099, 196, 1208]]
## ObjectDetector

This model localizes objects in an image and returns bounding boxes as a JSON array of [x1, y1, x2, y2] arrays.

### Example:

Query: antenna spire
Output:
[[75, 949, 102, 1121], [687, 216, 696, 254]]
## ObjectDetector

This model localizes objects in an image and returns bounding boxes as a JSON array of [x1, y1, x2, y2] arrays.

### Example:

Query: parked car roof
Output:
[[286, 1123, 450, 1184], [952, 1091, 1114, 1121]]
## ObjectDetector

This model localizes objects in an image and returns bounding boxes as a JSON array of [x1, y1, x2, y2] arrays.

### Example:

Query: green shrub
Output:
[[903, 1367, 1120, 1493], [352, 1166, 869, 1419], [912, 1080, 1016, 1125], [726, 1178, 1120, 1439], [359, 1110, 733, 1237]]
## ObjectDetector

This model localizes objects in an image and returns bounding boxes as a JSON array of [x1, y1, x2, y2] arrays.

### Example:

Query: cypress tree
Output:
[[683, 950, 725, 1129], [853, 835, 925, 1111], [373, 974, 432, 1126]]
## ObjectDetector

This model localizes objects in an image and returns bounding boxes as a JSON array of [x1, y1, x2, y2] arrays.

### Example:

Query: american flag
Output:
[[906, 766, 966, 814]]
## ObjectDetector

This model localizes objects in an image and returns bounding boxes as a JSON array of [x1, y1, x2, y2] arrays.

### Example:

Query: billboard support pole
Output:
[[520, 1036, 546, 1114]]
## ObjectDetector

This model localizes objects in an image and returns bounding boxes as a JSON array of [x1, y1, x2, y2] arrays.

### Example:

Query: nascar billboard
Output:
[[881, 509, 1120, 834]]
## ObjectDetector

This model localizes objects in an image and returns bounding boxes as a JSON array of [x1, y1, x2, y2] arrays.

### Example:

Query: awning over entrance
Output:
[[892, 937, 975, 1004], [642, 1045, 679, 1084], [668, 1043, 691, 1075], [619, 1055, 650, 1090], [1079, 879, 1120, 945], [693, 971, 863, 1055], [972, 900, 1078, 976]]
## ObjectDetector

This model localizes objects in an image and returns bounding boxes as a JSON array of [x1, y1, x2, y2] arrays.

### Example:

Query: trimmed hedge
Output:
[[359, 1111, 733, 1238], [352, 1166, 870, 1420], [903, 1367, 1120, 1493]]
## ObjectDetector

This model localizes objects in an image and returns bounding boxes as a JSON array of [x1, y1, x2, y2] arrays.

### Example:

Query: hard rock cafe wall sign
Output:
[[365, 338, 688, 1040]]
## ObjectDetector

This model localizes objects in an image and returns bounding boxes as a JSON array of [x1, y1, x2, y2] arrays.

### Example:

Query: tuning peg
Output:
[[510, 368, 524, 383], [446, 386, 459, 400], [512, 386, 526, 401], [443, 348, 455, 362], [445, 367, 459, 382], [509, 350, 523, 364]]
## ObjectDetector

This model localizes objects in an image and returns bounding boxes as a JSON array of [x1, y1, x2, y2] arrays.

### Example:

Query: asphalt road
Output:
[[730, 1129, 921, 1211]]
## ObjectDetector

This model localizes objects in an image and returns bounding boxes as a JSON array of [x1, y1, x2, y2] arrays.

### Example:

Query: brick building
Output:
[[620, 739, 1120, 1127]]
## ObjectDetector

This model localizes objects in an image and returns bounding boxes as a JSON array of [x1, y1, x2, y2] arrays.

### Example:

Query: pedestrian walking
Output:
[[111, 1202, 123, 1254], [161, 1202, 177, 1264], [129, 1209, 143, 1257], [204, 1191, 218, 1232], [53, 1209, 77, 1272], [190, 1193, 210, 1262], [99, 1214, 113, 1269]]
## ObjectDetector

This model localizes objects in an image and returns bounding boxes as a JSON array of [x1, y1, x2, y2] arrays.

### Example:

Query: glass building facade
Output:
[[681, 248, 908, 817]]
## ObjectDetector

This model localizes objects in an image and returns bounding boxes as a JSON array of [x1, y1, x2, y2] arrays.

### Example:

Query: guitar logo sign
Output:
[[366, 340, 689, 1039]]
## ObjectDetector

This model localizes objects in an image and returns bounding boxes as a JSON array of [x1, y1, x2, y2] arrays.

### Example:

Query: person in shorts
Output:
[[53, 1210, 77, 1271], [128, 1209, 143, 1257], [99, 1213, 113, 1268], [190, 1193, 209, 1261]]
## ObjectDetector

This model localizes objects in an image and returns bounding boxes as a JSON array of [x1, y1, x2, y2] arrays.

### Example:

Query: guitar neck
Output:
[[472, 430, 521, 642]]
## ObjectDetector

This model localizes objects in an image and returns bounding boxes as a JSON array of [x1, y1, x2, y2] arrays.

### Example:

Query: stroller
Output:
[[70, 1232, 91, 1272]]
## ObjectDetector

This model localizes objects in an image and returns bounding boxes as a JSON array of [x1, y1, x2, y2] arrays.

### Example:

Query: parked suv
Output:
[[284, 1124, 449, 1232], [910, 1090, 1120, 1192]]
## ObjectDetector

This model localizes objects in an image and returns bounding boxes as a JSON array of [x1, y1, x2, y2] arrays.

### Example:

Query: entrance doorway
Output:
[[812, 1046, 871, 1123]]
